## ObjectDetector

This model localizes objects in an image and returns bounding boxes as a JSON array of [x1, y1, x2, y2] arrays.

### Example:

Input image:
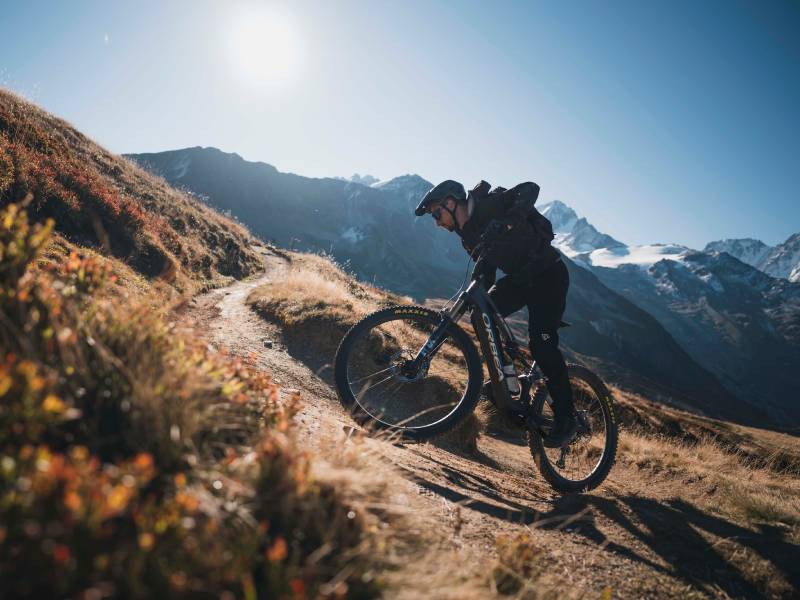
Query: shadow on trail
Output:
[[406, 465, 799, 599], [555, 494, 798, 598]]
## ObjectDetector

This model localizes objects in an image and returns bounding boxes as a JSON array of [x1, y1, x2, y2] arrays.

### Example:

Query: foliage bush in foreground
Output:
[[0, 203, 377, 598]]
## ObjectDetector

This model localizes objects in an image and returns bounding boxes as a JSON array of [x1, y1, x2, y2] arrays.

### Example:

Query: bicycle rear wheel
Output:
[[528, 364, 618, 493], [334, 305, 483, 441]]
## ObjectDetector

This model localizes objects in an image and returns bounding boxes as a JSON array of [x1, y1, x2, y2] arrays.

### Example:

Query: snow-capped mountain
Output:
[[540, 200, 626, 256], [540, 200, 689, 271], [542, 201, 800, 422], [761, 233, 800, 282], [592, 250, 800, 422], [540, 199, 580, 232], [703, 234, 800, 283], [703, 238, 772, 269]]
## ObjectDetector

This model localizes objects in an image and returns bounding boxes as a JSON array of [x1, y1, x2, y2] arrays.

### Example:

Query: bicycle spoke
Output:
[[355, 373, 395, 397], [541, 382, 609, 483], [349, 365, 396, 385], [383, 380, 406, 396]]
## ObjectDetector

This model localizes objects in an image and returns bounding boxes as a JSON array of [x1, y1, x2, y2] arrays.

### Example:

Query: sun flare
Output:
[[229, 10, 301, 88]]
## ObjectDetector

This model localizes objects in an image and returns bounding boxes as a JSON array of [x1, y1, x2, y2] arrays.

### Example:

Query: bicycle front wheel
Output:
[[334, 305, 483, 441]]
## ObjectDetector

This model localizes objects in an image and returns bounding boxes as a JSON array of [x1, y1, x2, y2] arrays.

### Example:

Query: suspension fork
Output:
[[408, 290, 470, 370]]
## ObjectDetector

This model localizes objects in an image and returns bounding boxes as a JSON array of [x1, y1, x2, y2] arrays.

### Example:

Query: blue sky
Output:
[[2, 0, 798, 248]]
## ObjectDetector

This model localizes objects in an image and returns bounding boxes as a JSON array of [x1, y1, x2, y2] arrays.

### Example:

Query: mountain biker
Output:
[[415, 179, 577, 447]]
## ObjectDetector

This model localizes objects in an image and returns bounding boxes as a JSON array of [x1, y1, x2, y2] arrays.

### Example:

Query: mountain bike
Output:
[[333, 243, 618, 493]]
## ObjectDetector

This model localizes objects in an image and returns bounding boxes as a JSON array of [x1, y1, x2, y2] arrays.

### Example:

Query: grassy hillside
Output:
[[0, 93, 381, 598], [0, 89, 261, 292]]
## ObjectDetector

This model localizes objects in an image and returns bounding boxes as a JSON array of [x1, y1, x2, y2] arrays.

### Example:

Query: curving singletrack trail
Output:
[[186, 247, 799, 600]]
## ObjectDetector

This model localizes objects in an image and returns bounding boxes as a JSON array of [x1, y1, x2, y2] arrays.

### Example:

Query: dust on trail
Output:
[[187, 247, 798, 600]]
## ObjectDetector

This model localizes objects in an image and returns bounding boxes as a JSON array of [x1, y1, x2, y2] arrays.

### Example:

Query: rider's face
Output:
[[430, 199, 456, 231]]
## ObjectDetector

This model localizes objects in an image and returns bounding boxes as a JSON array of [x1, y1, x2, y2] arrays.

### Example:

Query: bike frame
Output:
[[409, 274, 537, 417]]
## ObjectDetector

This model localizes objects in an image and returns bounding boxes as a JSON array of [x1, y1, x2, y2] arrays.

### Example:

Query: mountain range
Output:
[[543, 200, 800, 424], [704, 235, 800, 282], [128, 147, 798, 427]]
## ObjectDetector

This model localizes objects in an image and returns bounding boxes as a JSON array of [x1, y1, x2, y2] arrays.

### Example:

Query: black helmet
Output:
[[414, 180, 466, 216]]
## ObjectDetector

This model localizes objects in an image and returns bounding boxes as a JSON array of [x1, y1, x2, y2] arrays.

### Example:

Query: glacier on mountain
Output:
[[539, 200, 687, 270], [582, 244, 688, 269]]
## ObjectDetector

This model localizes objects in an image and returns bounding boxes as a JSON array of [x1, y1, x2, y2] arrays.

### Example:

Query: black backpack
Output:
[[480, 181, 555, 246]]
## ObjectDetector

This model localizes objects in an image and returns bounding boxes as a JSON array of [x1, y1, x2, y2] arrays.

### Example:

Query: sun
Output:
[[229, 9, 301, 89]]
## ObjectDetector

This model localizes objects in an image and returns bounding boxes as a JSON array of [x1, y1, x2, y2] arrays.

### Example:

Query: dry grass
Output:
[[0, 88, 262, 293], [608, 428, 800, 597], [252, 252, 408, 313], [613, 384, 800, 475], [489, 533, 572, 599], [247, 253, 402, 360], [618, 430, 800, 533]]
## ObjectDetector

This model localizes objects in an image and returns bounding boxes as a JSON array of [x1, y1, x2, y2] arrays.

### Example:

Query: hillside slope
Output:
[[0, 90, 261, 290]]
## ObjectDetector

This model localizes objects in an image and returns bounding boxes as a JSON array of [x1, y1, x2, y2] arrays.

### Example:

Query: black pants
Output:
[[489, 258, 574, 417]]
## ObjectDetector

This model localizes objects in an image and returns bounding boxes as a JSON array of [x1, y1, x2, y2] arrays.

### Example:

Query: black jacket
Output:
[[458, 181, 559, 288]]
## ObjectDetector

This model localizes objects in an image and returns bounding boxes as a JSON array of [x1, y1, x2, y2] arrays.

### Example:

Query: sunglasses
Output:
[[431, 206, 444, 221]]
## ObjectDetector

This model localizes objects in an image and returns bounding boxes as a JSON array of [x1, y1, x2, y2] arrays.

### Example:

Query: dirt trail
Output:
[[187, 248, 798, 599]]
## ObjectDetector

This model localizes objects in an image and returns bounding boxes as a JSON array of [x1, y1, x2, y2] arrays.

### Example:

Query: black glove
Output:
[[480, 219, 510, 243], [471, 256, 497, 288]]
